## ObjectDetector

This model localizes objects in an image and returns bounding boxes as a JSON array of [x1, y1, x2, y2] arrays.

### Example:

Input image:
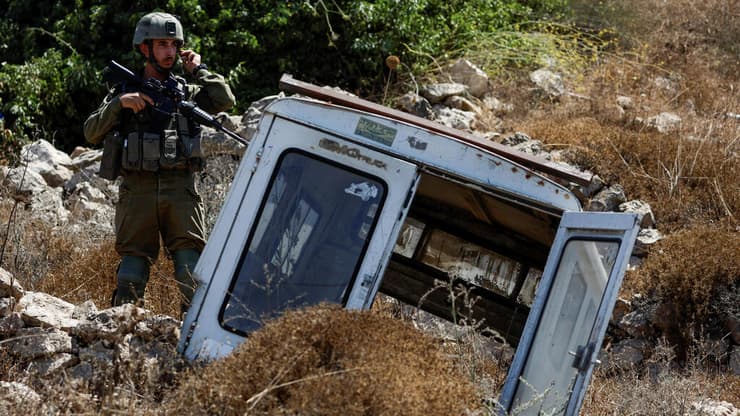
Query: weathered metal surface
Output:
[[279, 74, 592, 186], [264, 97, 582, 213]]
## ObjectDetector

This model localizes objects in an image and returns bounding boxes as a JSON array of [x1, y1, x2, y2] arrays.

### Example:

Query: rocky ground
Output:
[[0, 56, 738, 413]]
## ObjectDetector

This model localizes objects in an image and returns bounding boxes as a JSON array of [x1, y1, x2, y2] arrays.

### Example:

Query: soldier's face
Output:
[[146, 39, 179, 69]]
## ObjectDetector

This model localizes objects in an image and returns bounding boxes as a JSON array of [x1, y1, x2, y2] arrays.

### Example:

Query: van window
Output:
[[393, 221, 523, 298], [219, 151, 387, 335]]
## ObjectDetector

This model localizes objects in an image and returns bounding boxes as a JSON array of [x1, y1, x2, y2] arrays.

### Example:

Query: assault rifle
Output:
[[104, 60, 248, 145]]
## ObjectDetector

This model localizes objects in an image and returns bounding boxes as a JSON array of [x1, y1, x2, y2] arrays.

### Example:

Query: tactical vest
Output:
[[102, 75, 204, 179]]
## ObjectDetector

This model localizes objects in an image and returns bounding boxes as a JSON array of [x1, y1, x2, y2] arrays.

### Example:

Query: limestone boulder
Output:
[[21, 139, 74, 187], [529, 68, 565, 97], [3, 327, 73, 361], [71, 304, 150, 343], [444, 59, 490, 98], [17, 291, 80, 330], [0, 381, 44, 413], [0, 267, 24, 300], [421, 83, 468, 104]]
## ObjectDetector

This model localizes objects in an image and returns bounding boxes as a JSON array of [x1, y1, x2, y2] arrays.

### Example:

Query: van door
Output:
[[498, 212, 640, 415], [180, 117, 419, 360]]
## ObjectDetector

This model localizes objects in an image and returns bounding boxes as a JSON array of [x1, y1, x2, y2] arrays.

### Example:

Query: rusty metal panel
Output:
[[279, 74, 592, 186]]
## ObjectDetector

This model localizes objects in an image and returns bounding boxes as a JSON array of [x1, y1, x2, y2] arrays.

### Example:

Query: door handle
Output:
[[569, 342, 600, 372]]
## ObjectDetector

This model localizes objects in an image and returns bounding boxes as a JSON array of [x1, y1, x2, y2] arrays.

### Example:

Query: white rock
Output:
[[589, 184, 626, 212], [21, 139, 72, 167], [432, 106, 477, 131], [75, 181, 108, 203], [647, 112, 682, 133], [529, 68, 565, 97], [445, 59, 489, 98], [30, 188, 69, 225], [633, 228, 664, 256], [21, 139, 74, 187], [71, 303, 150, 343], [482, 94, 512, 115], [421, 83, 468, 104], [619, 200, 656, 228], [0, 267, 24, 300], [690, 399, 739, 416], [0, 381, 43, 413], [30, 352, 78, 376], [69, 148, 102, 170], [18, 292, 80, 330], [3, 327, 73, 360], [2, 166, 48, 195], [135, 315, 181, 344], [72, 300, 99, 320], [616, 95, 634, 110]]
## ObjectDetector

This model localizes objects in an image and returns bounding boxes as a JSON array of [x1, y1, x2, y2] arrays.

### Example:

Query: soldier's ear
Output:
[[138, 43, 150, 58]]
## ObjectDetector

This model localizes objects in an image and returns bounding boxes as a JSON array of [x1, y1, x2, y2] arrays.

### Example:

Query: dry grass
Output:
[[493, 0, 739, 375], [583, 342, 740, 415], [624, 225, 740, 354], [0, 199, 183, 318], [164, 304, 481, 415], [521, 115, 739, 231], [493, 0, 739, 234]]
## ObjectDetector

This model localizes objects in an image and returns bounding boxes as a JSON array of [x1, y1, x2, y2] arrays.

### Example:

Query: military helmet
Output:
[[132, 12, 184, 48]]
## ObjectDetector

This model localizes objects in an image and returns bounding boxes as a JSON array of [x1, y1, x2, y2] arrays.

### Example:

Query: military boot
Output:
[[113, 256, 150, 306]]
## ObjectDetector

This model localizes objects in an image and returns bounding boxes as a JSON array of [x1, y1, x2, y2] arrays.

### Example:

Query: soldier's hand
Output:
[[119, 92, 154, 113], [180, 49, 201, 74]]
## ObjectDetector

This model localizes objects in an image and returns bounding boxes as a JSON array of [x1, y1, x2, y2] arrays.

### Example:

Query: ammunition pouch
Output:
[[121, 113, 204, 173], [112, 78, 205, 174], [122, 131, 140, 171], [142, 132, 161, 171], [99, 130, 123, 180]]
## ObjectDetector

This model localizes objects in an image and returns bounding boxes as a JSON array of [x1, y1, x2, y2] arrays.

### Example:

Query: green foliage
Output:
[[0, 47, 101, 154], [457, 21, 615, 81], [0, 0, 572, 153]]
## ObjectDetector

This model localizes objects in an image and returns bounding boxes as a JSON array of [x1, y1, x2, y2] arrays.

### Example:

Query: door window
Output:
[[511, 239, 618, 414], [219, 151, 387, 335]]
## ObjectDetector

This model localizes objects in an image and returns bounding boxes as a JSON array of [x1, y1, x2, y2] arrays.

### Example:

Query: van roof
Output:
[[279, 74, 593, 186], [269, 75, 585, 215]]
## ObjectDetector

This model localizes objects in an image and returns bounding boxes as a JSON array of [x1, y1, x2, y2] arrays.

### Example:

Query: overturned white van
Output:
[[178, 75, 640, 415]]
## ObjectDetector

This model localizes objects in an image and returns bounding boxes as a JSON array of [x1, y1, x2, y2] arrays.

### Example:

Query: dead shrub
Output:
[[0, 206, 182, 318], [629, 224, 740, 344], [635, 0, 739, 77], [165, 304, 481, 415], [504, 0, 739, 236], [523, 114, 738, 231], [32, 238, 118, 307], [583, 339, 740, 415]]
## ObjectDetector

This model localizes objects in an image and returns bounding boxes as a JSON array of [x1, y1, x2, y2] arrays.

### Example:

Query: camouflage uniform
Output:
[[84, 12, 235, 310]]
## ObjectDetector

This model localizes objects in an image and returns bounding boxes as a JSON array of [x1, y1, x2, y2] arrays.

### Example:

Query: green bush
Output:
[[0, 0, 571, 153], [0, 48, 100, 154]]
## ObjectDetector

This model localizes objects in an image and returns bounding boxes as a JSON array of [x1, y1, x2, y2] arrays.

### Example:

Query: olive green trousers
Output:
[[112, 169, 206, 308]]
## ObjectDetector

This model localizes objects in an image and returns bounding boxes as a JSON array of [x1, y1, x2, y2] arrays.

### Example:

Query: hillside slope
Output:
[[0, 0, 738, 414]]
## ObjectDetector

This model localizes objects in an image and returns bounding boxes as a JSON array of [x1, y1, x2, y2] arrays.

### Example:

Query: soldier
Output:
[[84, 12, 235, 312]]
